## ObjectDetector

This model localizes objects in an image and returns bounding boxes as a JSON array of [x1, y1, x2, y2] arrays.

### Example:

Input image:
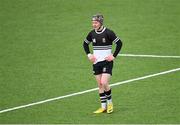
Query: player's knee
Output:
[[98, 82, 103, 89], [101, 79, 108, 85]]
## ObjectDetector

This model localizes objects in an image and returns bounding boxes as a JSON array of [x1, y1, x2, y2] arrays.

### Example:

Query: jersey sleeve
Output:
[[83, 31, 92, 55], [84, 32, 92, 44], [107, 29, 123, 57], [107, 30, 120, 44]]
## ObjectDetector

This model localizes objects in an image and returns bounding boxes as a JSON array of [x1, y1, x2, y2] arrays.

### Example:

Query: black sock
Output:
[[105, 89, 112, 103], [99, 92, 107, 109]]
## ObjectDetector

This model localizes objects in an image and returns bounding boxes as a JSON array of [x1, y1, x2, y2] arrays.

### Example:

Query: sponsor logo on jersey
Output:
[[93, 38, 96, 43], [102, 38, 106, 43]]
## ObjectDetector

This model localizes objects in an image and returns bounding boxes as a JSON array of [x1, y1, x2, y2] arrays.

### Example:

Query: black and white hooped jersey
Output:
[[84, 27, 120, 64]]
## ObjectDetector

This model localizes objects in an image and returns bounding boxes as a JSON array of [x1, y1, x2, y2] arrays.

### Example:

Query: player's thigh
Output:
[[101, 73, 111, 85], [95, 74, 102, 84]]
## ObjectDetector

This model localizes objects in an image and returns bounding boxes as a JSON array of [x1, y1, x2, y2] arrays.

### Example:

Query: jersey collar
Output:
[[95, 27, 106, 34]]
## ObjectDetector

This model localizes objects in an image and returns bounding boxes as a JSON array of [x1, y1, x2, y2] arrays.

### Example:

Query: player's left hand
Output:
[[105, 54, 115, 62]]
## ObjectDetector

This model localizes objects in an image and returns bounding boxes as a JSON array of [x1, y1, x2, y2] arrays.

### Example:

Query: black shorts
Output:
[[93, 60, 113, 75]]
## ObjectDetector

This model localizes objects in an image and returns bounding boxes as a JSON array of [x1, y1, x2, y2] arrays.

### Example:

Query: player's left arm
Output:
[[105, 30, 123, 61], [113, 38, 122, 58]]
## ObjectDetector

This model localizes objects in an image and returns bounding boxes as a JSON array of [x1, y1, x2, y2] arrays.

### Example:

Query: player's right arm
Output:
[[83, 32, 96, 63]]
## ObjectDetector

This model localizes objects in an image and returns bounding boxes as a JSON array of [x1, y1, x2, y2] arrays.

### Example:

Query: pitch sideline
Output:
[[118, 54, 180, 58], [0, 67, 180, 114]]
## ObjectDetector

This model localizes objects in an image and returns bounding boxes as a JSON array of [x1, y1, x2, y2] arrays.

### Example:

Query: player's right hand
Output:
[[87, 54, 96, 63]]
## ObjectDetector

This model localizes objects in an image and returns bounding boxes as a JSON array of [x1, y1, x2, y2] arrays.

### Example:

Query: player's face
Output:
[[92, 20, 101, 30]]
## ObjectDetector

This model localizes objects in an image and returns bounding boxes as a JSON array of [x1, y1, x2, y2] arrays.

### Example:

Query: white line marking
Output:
[[118, 54, 180, 58], [0, 67, 180, 114]]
